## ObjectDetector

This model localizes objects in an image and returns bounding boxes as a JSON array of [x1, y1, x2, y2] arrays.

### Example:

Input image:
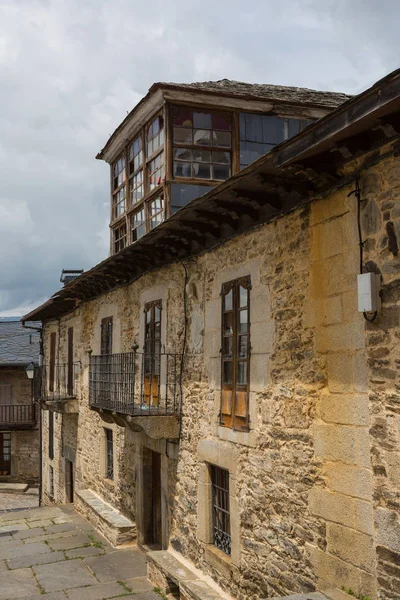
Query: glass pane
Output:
[[263, 116, 285, 144], [193, 163, 210, 179], [150, 213, 164, 230], [239, 309, 248, 333], [194, 129, 211, 145], [146, 308, 151, 323], [174, 161, 192, 177], [223, 337, 233, 359], [194, 112, 212, 129], [212, 113, 231, 130], [213, 131, 231, 147], [237, 361, 247, 385], [170, 184, 213, 214], [173, 107, 193, 127], [223, 361, 233, 385], [212, 151, 230, 164], [193, 149, 211, 163], [223, 312, 233, 335], [212, 164, 230, 180], [245, 113, 263, 142], [224, 289, 233, 311], [155, 306, 161, 322], [239, 285, 248, 308], [239, 141, 264, 167], [239, 335, 248, 358], [288, 118, 300, 138], [174, 148, 192, 161], [173, 127, 193, 144]]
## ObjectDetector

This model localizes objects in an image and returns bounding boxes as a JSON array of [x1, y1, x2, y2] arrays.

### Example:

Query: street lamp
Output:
[[25, 362, 35, 380]]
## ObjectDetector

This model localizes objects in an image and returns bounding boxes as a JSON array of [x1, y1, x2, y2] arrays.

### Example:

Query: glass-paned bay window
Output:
[[147, 116, 164, 157], [148, 153, 164, 191], [149, 196, 164, 230], [112, 155, 126, 219], [113, 223, 127, 253], [172, 106, 232, 181], [131, 208, 146, 242], [129, 135, 143, 204]]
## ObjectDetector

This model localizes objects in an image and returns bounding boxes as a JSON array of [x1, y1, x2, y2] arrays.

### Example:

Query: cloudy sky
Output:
[[0, 0, 398, 316]]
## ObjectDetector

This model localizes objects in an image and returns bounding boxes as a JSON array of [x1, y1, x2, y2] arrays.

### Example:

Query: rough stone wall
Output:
[[38, 150, 399, 600], [0, 367, 39, 483], [358, 155, 400, 600]]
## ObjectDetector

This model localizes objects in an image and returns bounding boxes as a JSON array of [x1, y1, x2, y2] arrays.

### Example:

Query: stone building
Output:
[[0, 321, 40, 484], [23, 70, 400, 600]]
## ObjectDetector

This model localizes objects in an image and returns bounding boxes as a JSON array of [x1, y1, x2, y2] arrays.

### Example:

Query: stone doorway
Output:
[[0, 432, 11, 476], [65, 458, 74, 503], [142, 448, 162, 548]]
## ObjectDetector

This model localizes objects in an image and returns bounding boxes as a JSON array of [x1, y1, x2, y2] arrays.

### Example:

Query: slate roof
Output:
[[0, 321, 40, 366], [158, 79, 352, 108]]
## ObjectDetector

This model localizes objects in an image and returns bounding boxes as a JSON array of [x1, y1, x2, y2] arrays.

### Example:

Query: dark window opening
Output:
[[170, 183, 214, 214], [100, 317, 113, 356], [67, 327, 74, 397], [49, 411, 54, 460], [144, 300, 162, 406], [105, 429, 114, 479], [49, 332, 56, 393], [211, 465, 231, 556], [49, 466, 54, 498]]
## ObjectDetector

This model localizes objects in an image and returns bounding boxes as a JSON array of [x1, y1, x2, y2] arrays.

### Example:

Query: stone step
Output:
[[147, 550, 231, 600], [75, 489, 136, 547], [0, 483, 29, 494], [270, 595, 328, 600]]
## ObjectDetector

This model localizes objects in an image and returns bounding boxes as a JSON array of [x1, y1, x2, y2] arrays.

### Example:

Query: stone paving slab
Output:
[[65, 581, 131, 600], [270, 594, 329, 600], [34, 558, 98, 592], [0, 568, 39, 599], [65, 545, 106, 559], [123, 576, 155, 593], [85, 548, 147, 583], [0, 540, 50, 560], [14, 592, 68, 600], [47, 532, 93, 550], [13, 526, 45, 539], [7, 550, 66, 570]]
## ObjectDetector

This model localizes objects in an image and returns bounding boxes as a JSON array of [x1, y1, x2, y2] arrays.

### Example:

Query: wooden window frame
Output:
[[100, 317, 113, 356], [143, 300, 162, 406], [129, 133, 144, 206], [67, 327, 74, 397], [148, 195, 164, 231], [220, 276, 251, 431], [171, 105, 233, 184], [112, 154, 127, 220], [113, 223, 127, 253], [49, 332, 56, 393], [131, 206, 146, 242]]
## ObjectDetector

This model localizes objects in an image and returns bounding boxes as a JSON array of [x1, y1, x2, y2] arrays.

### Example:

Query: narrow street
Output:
[[0, 503, 160, 600]]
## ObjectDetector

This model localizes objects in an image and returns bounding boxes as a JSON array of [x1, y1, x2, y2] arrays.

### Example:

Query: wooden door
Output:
[[65, 459, 74, 503], [144, 302, 161, 406], [151, 451, 162, 546], [0, 433, 11, 476]]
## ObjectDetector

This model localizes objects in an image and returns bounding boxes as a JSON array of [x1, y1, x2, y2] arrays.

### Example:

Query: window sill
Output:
[[204, 544, 232, 579], [103, 477, 115, 489], [217, 424, 257, 448]]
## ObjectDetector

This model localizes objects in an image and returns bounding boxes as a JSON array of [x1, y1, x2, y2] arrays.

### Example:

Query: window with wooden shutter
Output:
[[143, 300, 162, 406], [49, 332, 56, 393], [67, 327, 74, 397], [220, 276, 251, 431], [100, 317, 113, 355]]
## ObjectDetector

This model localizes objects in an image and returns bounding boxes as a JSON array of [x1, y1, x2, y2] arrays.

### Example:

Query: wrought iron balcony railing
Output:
[[0, 404, 36, 428], [89, 352, 181, 417], [35, 363, 81, 402]]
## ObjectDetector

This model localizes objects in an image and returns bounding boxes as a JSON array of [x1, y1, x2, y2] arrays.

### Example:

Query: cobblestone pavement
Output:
[[0, 504, 160, 599], [0, 491, 39, 512]]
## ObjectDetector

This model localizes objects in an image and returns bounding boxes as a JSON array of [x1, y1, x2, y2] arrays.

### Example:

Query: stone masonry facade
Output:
[[39, 143, 399, 600]]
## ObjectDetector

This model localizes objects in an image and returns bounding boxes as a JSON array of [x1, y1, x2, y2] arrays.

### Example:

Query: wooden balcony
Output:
[[89, 352, 181, 439], [0, 404, 36, 429]]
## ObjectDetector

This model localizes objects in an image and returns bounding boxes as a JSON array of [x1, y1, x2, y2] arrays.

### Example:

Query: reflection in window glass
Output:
[[131, 171, 143, 204], [170, 183, 213, 214], [149, 196, 164, 230], [129, 136, 143, 174], [131, 208, 146, 242], [113, 223, 127, 253], [149, 152, 164, 190], [147, 116, 164, 156], [113, 186, 126, 218], [113, 156, 126, 190], [172, 106, 232, 181]]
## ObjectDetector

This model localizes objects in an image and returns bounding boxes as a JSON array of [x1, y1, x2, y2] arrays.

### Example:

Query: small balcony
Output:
[[89, 352, 181, 439], [36, 363, 81, 413], [0, 404, 36, 430]]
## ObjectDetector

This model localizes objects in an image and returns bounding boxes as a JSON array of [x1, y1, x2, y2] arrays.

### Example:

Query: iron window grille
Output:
[[49, 466, 54, 498], [105, 429, 114, 480], [211, 465, 231, 556]]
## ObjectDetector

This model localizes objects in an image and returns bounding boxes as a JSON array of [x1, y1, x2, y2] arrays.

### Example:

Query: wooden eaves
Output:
[[22, 68, 400, 324]]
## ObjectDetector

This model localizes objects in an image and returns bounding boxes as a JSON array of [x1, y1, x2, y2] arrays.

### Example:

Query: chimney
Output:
[[60, 269, 84, 286]]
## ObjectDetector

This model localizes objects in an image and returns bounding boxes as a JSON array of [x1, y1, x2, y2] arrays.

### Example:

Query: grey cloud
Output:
[[0, 0, 398, 314]]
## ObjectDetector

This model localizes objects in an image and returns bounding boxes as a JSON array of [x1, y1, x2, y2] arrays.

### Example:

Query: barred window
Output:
[[105, 429, 114, 479], [100, 317, 113, 356], [49, 466, 54, 498], [48, 410, 54, 460], [211, 465, 231, 556]]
